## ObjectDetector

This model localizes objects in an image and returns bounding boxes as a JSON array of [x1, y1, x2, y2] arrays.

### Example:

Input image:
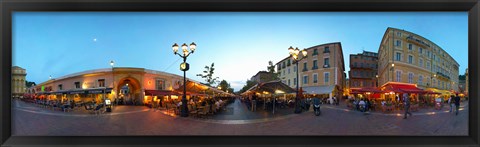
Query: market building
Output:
[[349, 51, 379, 88], [276, 42, 346, 99], [27, 67, 228, 105], [12, 66, 27, 98], [377, 27, 459, 98]]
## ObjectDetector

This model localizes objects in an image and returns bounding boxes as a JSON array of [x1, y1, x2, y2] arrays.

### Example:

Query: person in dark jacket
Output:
[[454, 94, 461, 115]]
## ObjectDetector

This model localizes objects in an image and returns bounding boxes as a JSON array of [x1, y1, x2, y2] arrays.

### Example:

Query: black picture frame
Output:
[[1, 0, 478, 146]]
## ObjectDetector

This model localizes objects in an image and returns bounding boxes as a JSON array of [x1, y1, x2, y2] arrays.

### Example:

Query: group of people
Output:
[[351, 98, 373, 112], [32, 99, 76, 112]]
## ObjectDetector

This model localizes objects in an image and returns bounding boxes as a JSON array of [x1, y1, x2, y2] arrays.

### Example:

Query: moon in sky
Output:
[[93, 38, 97, 42]]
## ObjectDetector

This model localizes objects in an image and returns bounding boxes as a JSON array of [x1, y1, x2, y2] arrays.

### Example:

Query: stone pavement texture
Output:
[[11, 99, 468, 136]]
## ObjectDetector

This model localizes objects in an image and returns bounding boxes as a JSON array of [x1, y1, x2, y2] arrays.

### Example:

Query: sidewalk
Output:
[[323, 99, 469, 116]]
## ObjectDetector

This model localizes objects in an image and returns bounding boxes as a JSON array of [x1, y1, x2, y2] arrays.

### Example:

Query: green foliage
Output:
[[196, 62, 220, 86], [238, 79, 258, 94], [25, 81, 36, 88]]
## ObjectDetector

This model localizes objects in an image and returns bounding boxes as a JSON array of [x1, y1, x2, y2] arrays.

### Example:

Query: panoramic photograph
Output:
[[11, 12, 468, 136]]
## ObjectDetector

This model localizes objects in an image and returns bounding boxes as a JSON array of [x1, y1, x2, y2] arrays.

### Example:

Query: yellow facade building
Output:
[[28, 67, 226, 105], [276, 42, 346, 98], [12, 66, 27, 98], [378, 27, 459, 95]]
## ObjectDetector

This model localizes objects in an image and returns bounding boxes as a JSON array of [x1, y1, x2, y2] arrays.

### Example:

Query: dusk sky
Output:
[[13, 12, 468, 92]]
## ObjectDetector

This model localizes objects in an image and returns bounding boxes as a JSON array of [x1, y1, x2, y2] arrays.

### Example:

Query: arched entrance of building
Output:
[[116, 77, 142, 105]]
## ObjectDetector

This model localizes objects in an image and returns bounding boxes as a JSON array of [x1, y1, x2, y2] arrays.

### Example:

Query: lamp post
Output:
[[288, 46, 308, 114], [172, 42, 196, 117], [110, 60, 116, 105]]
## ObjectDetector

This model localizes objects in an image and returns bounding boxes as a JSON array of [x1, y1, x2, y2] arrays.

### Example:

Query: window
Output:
[[287, 60, 291, 66], [354, 62, 358, 67], [313, 49, 318, 55], [155, 79, 165, 90], [288, 79, 291, 86], [324, 72, 330, 84], [397, 32, 401, 36], [294, 65, 297, 72], [396, 52, 401, 61], [98, 79, 105, 87], [288, 68, 291, 74], [360, 63, 364, 68], [313, 74, 318, 83], [419, 75, 423, 85], [426, 61, 431, 70], [312, 60, 318, 69], [303, 75, 309, 85], [324, 47, 330, 53], [324, 58, 330, 66], [303, 62, 308, 71], [58, 84, 63, 90], [419, 59, 423, 67], [396, 40, 401, 47], [408, 55, 413, 64], [396, 71, 401, 82], [294, 78, 297, 85], [74, 82, 80, 89], [419, 47, 423, 54], [408, 73, 414, 83], [408, 44, 413, 50], [427, 50, 430, 57]]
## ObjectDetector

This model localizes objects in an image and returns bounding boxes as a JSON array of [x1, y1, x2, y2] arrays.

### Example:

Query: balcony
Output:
[[312, 66, 319, 70], [302, 68, 308, 72], [323, 64, 330, 68], [323, 50, 330, 53]]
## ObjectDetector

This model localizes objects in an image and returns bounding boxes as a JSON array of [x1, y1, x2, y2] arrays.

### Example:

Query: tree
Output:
[[267, 61, 276, 73], [267, 61, 280, 81], [238, 79, 258, 94], [196, 62, 219, 86], [25, 81, 36, 88], [218, 80, 230, 92]]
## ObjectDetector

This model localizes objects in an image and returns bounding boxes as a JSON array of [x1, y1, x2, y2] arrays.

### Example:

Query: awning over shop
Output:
[[241, 80, 295, 95], [350, 87, 382, 94], [426, 88, 453, 96], [303, 85, 336, 95], [380, 82, 425, 94], [145, 90, 178, 96]]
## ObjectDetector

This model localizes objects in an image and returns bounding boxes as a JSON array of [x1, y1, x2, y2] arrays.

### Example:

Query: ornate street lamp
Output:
[[288, 46, 308, 114], [172, 42, 196, 117], [110, 60, 117, 106]]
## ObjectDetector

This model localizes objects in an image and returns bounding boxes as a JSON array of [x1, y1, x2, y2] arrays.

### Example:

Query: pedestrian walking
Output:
[[403, 93, 412, 119], [454, 94, 461, 116]]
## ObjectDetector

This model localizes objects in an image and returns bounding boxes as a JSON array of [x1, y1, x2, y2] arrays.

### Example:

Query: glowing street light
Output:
[[172, 42, 197, 117], [288, 46, 308, 114]]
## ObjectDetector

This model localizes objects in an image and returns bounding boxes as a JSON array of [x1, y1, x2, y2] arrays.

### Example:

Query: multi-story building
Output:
[[349, 51, 379, 88], [465, 68, 468, 96], [250, 71, 278, 83], [276, 42, 346, 98], [12, 66, 27, 98], [28, 67, 227, 105], [377, 27, 459, 94], [458, 74, 466, 94]]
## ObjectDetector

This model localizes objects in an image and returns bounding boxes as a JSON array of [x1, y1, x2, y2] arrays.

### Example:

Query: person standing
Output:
[[448, 95, 454, 112], [403, 93, 412, 119], [454, 94, 461, 115]]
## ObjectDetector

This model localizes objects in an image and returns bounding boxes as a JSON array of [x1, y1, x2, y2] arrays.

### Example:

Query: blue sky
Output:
[[13, 12, 468, 92]]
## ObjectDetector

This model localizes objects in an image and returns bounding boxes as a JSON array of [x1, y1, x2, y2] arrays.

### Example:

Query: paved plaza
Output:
[[12, 98, 468, 136]]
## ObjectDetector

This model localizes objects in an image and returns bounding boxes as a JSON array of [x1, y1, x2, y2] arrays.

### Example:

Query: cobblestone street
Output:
[[12, 99, 468, 136]]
